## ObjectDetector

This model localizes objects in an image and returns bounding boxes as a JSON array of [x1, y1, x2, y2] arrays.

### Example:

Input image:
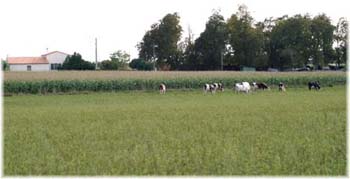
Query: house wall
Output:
[[9, 64, 50, 71], [45, 52, 68, 64]]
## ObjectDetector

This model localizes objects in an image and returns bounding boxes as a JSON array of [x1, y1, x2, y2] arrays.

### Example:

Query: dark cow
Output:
[[308, 81, 321, 90], [278, 82, 286, 92], [252, 82, 269, 90]]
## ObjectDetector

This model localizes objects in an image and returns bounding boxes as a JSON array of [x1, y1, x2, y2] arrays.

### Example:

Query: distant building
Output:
[[7, 51, 68, 71]]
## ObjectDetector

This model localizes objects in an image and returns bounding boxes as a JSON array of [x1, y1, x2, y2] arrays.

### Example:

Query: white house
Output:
[[7, 57, 50, 71], [7, 51, 68, 71], [42, 51, 69, 70]]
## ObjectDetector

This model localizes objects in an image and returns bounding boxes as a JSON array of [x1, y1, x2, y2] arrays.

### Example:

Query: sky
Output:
[[0, 0, 348, 62]]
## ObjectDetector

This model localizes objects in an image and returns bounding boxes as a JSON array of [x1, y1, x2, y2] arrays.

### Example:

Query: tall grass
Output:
[[4, 88, 346, 175]]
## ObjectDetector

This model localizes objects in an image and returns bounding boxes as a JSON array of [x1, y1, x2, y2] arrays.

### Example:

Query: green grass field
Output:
[[4, 87, 346, 175]]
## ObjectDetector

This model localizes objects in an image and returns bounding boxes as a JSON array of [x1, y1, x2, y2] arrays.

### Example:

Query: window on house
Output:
[[27, 65, 31, 71], [51, 63, 61, 70]]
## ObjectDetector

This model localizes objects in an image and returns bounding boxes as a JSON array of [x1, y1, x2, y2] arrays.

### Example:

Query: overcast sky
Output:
[[0, 0, 348, 62]]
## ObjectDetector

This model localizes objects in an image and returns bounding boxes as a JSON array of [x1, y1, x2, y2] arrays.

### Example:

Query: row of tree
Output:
[[4, 5, 346, 72], [136, 5, 348, 71], [59, 50, 131, 70]]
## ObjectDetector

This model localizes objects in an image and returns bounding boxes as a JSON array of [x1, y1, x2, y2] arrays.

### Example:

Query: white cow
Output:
[[234, 82, 251, 93]]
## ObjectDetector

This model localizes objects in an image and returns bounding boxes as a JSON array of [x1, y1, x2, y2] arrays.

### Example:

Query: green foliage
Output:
[[99, 60, 119, 70], [110, 50, 130, 70], [138, 13, 183, 70], [62, 52, 95, 70], [193, 10, 228, 70], [270, 15, 313, 70], [226, 5, 264, 69], [99, 50, 131, 70], [334, 18, 348, 65], [129, 58, 154, 71], [310, 14, 336, 68], [4, 73, 346, 94], [136, 5, 346, 71], [2, 60, 8, 71], [4, 88, 346, 175]]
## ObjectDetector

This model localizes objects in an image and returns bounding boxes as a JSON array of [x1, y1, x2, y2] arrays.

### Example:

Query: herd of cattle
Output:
[[159, 81, 321, 94]]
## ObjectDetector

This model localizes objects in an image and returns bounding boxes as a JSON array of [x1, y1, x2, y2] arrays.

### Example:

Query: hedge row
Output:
[[4, 76, 346, 94]]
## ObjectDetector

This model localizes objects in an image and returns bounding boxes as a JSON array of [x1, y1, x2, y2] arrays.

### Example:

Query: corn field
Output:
[[3, 71, 346, 94]]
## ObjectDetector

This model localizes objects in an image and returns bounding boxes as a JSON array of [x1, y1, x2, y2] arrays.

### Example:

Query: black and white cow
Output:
[[278, 82, 286, 92], [308, 81, 321, 90], [213, 83, 224, 92], [203, 83, 211, 93], [252, 82, 269, 90], [217, 83, 224, 91], [204, 83, 217, 93], [159, 83, 166, 94]]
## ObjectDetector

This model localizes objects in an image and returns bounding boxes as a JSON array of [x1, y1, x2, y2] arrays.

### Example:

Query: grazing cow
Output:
[[308, 81, 321, 90], [204, 83, 210, 93], [252, 82, 269, 90], [213, 82, 224, 92], [159, 83, 166, 94], [204, 83, 217, 94], [210, 84, 216, 93], [218, 83, 224, 91], [234, 82, 251, 93], [204, 83, 213, 93], [278, 82, 286, 92], [213, 83, 219, 91]]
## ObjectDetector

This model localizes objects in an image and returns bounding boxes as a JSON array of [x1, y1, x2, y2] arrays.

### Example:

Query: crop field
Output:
[[3, 71, 347, 94], [4, 71, 346, 81], [4, 86, 346, 175]]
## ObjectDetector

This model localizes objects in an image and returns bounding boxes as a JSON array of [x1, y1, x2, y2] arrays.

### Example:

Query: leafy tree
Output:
[[193, 10, 228, 70], [129, 58, 154, 71], [181, 26, 198, 70], [99, 60, 118, 70], [226, 5, 265, 69], [310, 14, 335, 69], [62, 52, 95, 70], [255, 17, 276, 70], [98, 50, 130, 70], [2, 60, 8, 71], [270, 15, 313, 70], [334, 17, 348, 66], [137, 24, 158, 62], [110, 50, 130, 70], [138, 13, 182, 70]]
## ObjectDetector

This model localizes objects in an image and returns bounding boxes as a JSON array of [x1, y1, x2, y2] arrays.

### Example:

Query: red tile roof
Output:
[[7, 57, 49, 64], [42, 51, 68, 56]]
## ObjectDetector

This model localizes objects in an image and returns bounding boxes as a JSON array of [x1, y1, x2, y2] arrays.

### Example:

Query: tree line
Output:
[[133, 5, 348, 71], [55, 50, 130, 71], [4, 5, 345, 71]]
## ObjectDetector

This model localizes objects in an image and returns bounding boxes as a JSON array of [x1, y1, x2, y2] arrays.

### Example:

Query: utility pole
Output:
[[95, 38, 98, 70]]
